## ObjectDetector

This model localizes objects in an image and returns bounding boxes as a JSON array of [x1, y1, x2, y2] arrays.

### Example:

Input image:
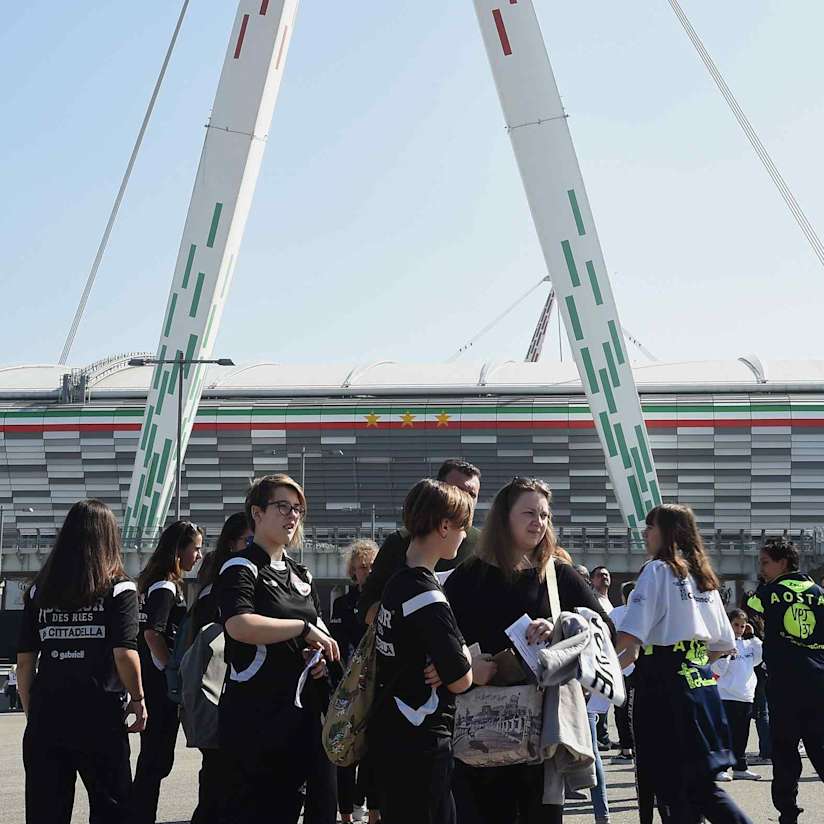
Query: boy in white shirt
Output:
[[712, 609, 763, 781]]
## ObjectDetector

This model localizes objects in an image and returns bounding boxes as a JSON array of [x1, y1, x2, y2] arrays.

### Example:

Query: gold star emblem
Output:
[[436, 411, 451, 428], [365, 412, 380, 427], [401, 412, 415, 428]]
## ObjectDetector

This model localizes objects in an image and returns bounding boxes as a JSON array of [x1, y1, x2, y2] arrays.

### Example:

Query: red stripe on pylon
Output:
[[492, 9, 512, 56], [234, 14, 250, 59], [260, 0, 270, 14]]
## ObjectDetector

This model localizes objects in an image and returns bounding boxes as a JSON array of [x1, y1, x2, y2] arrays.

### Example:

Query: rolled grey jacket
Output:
[[538, 611, 596, 804]]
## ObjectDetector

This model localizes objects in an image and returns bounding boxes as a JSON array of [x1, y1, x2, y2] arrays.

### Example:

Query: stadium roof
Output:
[[1, 356, 823, 399]]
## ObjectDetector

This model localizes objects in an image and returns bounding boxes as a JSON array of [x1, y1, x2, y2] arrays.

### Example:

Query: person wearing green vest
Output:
[[747, 537, 824, 824]]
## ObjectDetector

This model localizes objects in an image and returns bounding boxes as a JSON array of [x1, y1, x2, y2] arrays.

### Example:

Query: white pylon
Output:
[[472, 0, 662, 528], [124, 0, 300, 535]]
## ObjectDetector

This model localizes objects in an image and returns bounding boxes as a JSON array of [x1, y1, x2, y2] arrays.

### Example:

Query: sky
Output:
[[1, 0, 823, 370]]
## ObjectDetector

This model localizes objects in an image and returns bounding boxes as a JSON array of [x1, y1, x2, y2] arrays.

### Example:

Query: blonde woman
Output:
[[331, 539, 380, 824], [444, 476, 612, 824]]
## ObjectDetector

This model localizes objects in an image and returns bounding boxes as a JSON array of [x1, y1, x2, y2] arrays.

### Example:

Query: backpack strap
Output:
[[545, 556, 561, 619]]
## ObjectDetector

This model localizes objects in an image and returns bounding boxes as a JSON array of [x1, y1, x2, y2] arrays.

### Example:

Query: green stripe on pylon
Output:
[[168, 350, 182, 396], [561, 241, 581, 287], [634, 424, 653, 473], [190, 273, 205, 318], [650, 480, 662, 506], [145, 453, 160, 498], [137, 504, 148, 531], [207, 202, 223, 248], [631, 447, 649, 492], [182, 244, 196, 288], [184, 334, 198, 379], [628, 514, 637, 529], [614, 422, 632, 469], [135, 473, 146, 508], [602, 342, 620, 387], [156, 372, 169, 414], [140, 405, 155, 450], [608, 320, 625, 365], [152, 345, 167, 390], [565, 296, 584, 340], [158, 438, 173, 480], [599, 369, 617, 413], [627, 474, 646, 521], [580, 347, 599, 393], [567, 190, 586, 236], [144, 424, 158, 467], [148, 490, 161, 528], [586, 261, 603, 305], [598, 412, 618, 457], [163, 294, 178, 337]]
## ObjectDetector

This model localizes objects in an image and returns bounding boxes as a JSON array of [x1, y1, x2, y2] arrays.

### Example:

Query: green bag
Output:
[[322, 622, 379, 767]]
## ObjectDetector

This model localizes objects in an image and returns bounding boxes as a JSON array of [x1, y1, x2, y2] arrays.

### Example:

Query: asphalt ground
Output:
[[1, 706, 821, 823]]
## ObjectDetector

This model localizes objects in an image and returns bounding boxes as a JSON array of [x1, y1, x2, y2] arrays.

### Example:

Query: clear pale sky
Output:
[[1, 1, 822, 369]]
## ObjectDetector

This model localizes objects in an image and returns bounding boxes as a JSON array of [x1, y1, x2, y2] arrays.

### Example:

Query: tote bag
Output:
[[452, 558, 562, 767]]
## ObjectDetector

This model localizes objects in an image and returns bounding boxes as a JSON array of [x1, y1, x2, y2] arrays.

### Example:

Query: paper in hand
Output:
[[504, 613, 550, 681], [294, 649, 323, 708]]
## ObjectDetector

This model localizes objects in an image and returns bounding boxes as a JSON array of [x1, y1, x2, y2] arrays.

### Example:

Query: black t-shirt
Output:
[[371, 566, 470, 748], [444, 558, 614, 657], [218, 543, 327, 746], [358, 526, 480, 616], [138, 579, 187, 671], [749, 572, 824, 686], [330, 587, 366, 665], [17, 578, 139, 739]]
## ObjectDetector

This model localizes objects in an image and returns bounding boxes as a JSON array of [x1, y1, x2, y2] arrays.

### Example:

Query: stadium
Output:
[[1, 354, 823, 601]]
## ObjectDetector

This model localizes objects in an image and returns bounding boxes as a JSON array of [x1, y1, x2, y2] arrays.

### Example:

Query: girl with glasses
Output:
[[217, 473, 340, 824]]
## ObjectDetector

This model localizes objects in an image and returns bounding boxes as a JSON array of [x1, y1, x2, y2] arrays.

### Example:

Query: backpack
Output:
[[179, 622, 226, 749], [164, 610, 194, 704], [322, 621, 379, 767]]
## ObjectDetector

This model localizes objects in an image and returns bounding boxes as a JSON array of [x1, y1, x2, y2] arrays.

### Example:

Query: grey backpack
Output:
[[180, 622, 226, 749]]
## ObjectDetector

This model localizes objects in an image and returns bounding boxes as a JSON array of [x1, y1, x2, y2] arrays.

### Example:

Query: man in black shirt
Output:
[[358, 459, 481, 622]]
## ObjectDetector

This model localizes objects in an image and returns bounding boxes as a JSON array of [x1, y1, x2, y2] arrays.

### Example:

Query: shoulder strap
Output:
[[545, 557, 561, 619]]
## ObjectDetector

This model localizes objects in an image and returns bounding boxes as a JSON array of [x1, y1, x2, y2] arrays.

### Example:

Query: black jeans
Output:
[[191, 748, 239, 824], [374, 737, 456, 824], [722, 701, 752, 772], [451, 760, 562, 824], [615, 672, 635, 751], [23, 722, 132, 824], [130, 667, 179, 824], [768, 680, 824, 824]]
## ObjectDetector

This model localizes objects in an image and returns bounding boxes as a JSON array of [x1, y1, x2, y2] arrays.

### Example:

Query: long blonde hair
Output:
[[476, 477, 557, 580]]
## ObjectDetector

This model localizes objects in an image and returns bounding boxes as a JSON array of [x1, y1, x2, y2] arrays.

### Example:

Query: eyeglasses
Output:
[[264, 500, 306, 518]]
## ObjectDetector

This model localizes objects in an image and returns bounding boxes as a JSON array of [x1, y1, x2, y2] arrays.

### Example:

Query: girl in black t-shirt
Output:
[[369, 479, 474, 824], [16, 499, 145, 824], [132, 520, 203, 824], [218, 474, 340, 824], [444, 477, 613, 824]]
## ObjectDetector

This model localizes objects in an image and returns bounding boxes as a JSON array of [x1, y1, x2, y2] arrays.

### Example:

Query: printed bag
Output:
[[452, 558, 562, 768], [322, 621, 378, 767]]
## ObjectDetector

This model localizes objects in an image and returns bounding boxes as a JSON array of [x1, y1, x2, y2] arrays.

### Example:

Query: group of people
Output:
[[12, 457, 824, 824]]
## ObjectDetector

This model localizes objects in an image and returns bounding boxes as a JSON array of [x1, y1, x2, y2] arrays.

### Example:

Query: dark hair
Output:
[[34, 500, 126, 610], [760, 537, 800, 572], [403, 479, 473, 538], [727, 608, 747, 623], [245, 473, 306, 547], [476, 477, 557, 581], [206, 512, 251, 586], [645, 504, 720, 592], [590, 565, 609, 579], [436, 459, 481, 482], [621, 581, 636, 602], [138, 521, 204, 594]]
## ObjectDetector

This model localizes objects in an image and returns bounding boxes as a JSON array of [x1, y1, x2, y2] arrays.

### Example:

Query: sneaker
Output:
[[716, 771, 733, 782], [352, 805, 365, 823], [597, 740, 615, 752], [614, 749, 634, 760], [733, 770, 762, 781]]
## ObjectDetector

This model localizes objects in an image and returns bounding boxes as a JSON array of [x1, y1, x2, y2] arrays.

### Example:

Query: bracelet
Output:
[[299, 620, 311, 640], [130, 695, 144, 703]]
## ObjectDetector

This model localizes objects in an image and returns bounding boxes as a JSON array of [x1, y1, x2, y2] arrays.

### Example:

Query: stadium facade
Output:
[[1, 356, 823, 588]]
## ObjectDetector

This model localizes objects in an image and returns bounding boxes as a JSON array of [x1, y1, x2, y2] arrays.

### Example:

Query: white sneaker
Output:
[[716, 771, 733, 782], [351, 805, 365, 823], [733, 770, 762, 781]]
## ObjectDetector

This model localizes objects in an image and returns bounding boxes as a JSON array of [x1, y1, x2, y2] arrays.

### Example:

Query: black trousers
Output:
[[191, 748, 239, 824], [302, 735, 338, 824], [23, 721, 132, 824], [130, 667, 179, 824], [615, 672, 635, 751], [374, 737, 457, 824], [451, 759, 562, 824], [768, 680, 824, 824], [721, 701, 752, 772]]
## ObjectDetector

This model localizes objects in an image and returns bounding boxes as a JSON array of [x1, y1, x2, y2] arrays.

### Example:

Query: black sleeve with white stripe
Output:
[[218, 556, 258, 621], [144, 584, 176, 634], [110, 580, 139, 650]]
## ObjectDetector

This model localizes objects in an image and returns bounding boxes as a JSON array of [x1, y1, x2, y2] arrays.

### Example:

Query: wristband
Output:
[[130, 695, 144, 703], [300, 620, 312, 640]]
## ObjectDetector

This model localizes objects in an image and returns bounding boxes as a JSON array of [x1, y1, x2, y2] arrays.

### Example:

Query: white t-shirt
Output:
[[620, 560, 735, 651], [712, 637, 763, 703], [596, 593, 614, 614], [7, 670, 17, 687], [610, 604, 635, 676]]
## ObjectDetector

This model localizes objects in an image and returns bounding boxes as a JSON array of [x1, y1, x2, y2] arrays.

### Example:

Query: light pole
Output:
[[298, 446, 344, 490], [129, 355, 234, 521]]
